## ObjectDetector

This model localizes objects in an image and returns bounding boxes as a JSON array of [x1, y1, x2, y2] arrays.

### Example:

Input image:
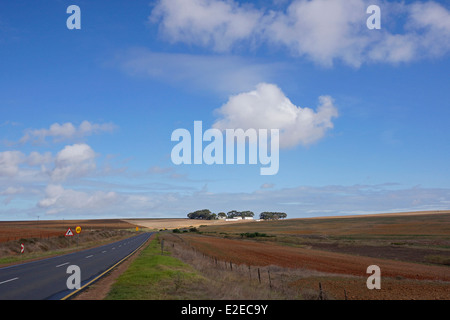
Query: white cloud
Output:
[[151, 0, 450, 67], [213, 83, 338, 148], [150, 0, 263, 51], [407, 1, 450, 57], [38, 184, 119, 214], [51, 144, 97, 182], [0, 186, 25, 196], [20, 121, 116, 144], [0, 186, 26, 205], [264, 0, 369, 67], [0, 150, 56, 183], [160, 183, 450, 218], [0, 151, 24, 177], [27, 151, 53, 167], [118, 48, 281, 94], [148, 165, 174, 174]]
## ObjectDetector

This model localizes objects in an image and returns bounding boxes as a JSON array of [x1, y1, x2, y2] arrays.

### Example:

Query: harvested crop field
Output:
[[168, 211, 450, 299], [174, 234, 450, 299], [0, 219, 143, 265], [0, 219, 136, 243], [123, 218, 238, 230], [183, 234, 450, 281]]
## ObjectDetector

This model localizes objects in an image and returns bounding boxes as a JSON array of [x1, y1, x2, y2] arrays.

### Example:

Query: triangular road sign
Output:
[[65, 228, 74, 237]]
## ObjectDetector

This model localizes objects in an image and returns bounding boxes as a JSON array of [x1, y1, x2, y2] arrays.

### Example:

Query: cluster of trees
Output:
[[225, 210, 254, 219], [187, 209, 287, 220], [259, 212, 287, 220], [187, 209, 216, 220]]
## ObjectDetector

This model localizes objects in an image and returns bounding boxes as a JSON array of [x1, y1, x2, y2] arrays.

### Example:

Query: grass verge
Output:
[[105, 234, 207, 300]]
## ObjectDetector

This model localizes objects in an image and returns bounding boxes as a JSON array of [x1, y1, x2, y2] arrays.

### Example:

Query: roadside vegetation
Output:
[[105, 235, 206, 300], [105, 233, 328, 300]]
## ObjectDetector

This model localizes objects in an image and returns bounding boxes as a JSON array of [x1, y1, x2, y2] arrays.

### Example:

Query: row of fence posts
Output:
[[166, 240, 349, 300]]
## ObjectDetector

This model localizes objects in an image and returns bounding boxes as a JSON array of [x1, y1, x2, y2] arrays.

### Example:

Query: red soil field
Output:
[[184, 235, 450, 281], [181, 234, 450, 299], [0, 219, 135, 243]]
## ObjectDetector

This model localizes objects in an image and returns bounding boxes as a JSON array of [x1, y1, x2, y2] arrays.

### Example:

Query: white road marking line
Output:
[[0, 277, 19, 285], [102, 250, 107, 253], [85, 255, 93, 258], [56, 262, 69, 268]]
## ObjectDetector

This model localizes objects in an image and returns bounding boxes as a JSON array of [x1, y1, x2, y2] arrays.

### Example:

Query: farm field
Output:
[[0, 219, 140, 264], [2, 212, 450, 300], [0, 219, 137, 243], [123, 218, 244, 230], [160, 211, 450, 300]]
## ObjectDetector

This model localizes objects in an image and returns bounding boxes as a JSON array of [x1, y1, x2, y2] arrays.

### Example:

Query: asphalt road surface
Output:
[[0, 232, 152, 300]]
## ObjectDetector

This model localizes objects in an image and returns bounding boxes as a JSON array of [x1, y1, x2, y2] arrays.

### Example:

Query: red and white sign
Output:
[[20, 243, 24, 254], [65, 228, 74, 237]]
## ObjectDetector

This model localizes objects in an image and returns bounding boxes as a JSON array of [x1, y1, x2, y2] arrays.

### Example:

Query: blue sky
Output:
[[1, 0, 449, 220]]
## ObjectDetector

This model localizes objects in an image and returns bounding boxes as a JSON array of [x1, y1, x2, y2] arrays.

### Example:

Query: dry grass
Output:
[[0, 219, 137, 243], [160, 232, 450, 300], [160, 232, 331, 300], [123, 218, 250, 231], [0, 227, 142, 265]]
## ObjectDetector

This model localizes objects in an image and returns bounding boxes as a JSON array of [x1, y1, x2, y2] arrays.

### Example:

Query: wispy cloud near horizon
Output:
[[115, 48, 283, 95], [18, 121, 117, 145]]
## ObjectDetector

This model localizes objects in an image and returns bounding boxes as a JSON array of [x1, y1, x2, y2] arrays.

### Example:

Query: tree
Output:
[[259, 212, 287, 220], [217, 212, 227, 219], [187, 209, 215, 220], [226, 210, 254, 219], [226, 210, 239, 219], [241, 211, 254, 218]]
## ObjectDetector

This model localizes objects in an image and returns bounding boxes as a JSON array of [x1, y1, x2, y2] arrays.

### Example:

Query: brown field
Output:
[[182, 234, 450, 280], [162, 211, 450, 299], [0, 219, 137, 243], [3, 211, 449, 299], [123, 218, 243, 230], [0, 219, 146, 266]]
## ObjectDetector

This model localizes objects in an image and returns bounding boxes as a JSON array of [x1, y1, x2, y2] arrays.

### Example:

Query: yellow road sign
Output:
[[75, 226, 82, 234]]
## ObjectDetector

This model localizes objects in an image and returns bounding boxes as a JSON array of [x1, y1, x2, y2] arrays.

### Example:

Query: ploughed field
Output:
[[0, 219, 140, 262], [0, 219, 136, 243], [171, 211, 450, 299]]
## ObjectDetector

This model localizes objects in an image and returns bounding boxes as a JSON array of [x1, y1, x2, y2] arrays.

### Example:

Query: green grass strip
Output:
[[105, 235, 205, 300]]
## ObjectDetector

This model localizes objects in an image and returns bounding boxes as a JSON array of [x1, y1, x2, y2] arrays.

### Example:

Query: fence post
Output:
[[318, 282, 323, 300], [268, 269, 272, 290]]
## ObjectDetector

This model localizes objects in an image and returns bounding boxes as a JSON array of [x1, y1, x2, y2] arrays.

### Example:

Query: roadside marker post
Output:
[[75, 226, 81, 247]]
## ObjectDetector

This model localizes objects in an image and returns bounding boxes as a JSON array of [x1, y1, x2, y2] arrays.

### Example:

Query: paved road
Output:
[[0, 232, 152, 300]]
